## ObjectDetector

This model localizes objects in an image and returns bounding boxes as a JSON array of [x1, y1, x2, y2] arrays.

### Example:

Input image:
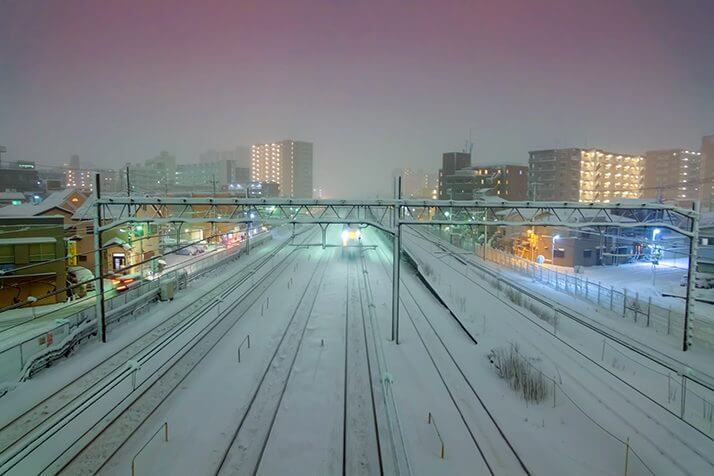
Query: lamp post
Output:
[[551, 234, 560, 265]]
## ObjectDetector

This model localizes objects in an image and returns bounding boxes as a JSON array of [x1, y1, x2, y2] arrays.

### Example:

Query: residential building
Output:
[[0, 188, 86, 221], [643, 149, 701, 205], [200, 147, 250, 169], [175, 159, 244, 191], [701, 135, 714, 212], [250, 140, 313, 198], [0, 161, 42, 193], [60, 156, 121, 193], [392, 168, 438, 199], [124, 151, 177, 193], [0, 192, 27, 206], [247, 181, 280, 198], [528, 148, 644, 202], [438, 152, 471, 199], [37, 166, 67, 192], [443, 165, 528, 201], [516, 226, 601, 267], [71, 193, 160, 273], [0, 216, 68, 308]]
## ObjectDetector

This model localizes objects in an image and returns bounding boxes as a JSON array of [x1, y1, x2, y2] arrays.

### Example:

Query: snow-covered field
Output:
[[1, 224, 712, 475]]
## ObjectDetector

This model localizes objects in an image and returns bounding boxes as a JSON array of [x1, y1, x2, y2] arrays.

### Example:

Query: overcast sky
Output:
[[1, 0, 713, 198]]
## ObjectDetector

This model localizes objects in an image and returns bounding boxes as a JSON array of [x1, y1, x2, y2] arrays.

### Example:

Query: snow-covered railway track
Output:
[[372, 242, 530, 476], [214, 249, 332, 475], [406, 226, 714, 389], [342, 256, 383, 475], [0, 231, 314, 475], [405, 228, 714, 474]]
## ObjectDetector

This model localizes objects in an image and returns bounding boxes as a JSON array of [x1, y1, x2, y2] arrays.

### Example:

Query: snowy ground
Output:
[[2, 225, 713, 475], [541, 258, 714, 310], [400, 227, 714, 475]]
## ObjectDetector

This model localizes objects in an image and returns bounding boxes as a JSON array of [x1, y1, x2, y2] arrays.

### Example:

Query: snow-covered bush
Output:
[[488, 345, 548, 403], [422, 262, 434, 277]]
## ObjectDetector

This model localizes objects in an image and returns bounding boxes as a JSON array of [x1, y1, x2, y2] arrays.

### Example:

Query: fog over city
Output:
[[4, 2, 714, 475], [1, 0, 713, 198]]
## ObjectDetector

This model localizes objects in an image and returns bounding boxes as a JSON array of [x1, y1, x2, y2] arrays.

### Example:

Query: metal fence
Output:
[[406, 235, 714, 440], [476, 244, 688, 342]]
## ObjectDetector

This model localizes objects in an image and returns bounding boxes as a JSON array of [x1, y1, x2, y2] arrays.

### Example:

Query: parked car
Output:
[[112, 272, 143, 292], [679, 274, 714, 289]]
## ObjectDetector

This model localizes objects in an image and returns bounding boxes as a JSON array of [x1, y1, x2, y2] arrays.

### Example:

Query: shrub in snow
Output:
[[422, 262, 434, 277], [488, 344, 548, 403]]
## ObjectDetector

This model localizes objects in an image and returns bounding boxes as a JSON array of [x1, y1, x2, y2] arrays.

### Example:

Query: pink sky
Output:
[[1, 0, 713, 197]]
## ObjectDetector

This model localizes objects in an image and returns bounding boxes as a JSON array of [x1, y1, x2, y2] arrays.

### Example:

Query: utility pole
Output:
[[125, 166, 131, 197], [211, 174, 217, 196], [392, 176, 402, 344], [93, 173, 107, 343], [210, 174, 217, 243], [682, 202, 700, 351]]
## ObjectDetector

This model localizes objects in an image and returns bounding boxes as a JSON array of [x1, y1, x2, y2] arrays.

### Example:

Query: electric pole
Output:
[[211, 174, 217, 196]]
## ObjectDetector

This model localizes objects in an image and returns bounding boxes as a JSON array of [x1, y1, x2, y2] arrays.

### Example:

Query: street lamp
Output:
[[652, 228, 661, 241], [551, 234, 560, 265]]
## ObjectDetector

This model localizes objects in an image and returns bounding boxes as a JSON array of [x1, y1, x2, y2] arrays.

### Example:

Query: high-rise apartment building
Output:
[[438, 152, 471, 199], [528, 148, 644, 202], [643, 149, 701, 205], [250, 140, 313, 198], [701, 135, 714, 212]]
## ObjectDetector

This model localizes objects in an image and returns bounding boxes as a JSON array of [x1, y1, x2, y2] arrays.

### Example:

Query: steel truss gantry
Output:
[[94, 195, 700, 350], [96, 197, 696, 236]]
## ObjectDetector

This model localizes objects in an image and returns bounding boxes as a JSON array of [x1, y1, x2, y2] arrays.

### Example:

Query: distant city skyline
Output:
[[1, 0, 713, 198]]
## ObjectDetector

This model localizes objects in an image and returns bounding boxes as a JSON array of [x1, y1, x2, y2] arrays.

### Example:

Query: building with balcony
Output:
[[251, 140, 313, 198], [701, 135, 714, 212], [0, 216, 68, 308], [643, 149, 701, 206], [528, 148, 644, 202]]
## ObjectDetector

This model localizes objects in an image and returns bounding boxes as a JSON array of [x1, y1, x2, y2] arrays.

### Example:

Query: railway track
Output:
[[342, 256, 382, 475], [369, 230, 529, 475], [403, 227, 714, 474], [215, 248, 332, 475], [405, 226, 714, 389], [0, 230, 315, 475], [356, 249, 411, 476]]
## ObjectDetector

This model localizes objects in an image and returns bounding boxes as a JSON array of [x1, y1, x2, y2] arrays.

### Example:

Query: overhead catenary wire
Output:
[[0, 229, 252, 313]]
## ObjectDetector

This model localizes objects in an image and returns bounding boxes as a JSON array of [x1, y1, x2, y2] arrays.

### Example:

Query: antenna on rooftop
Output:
[[463, 129, 474, 157]]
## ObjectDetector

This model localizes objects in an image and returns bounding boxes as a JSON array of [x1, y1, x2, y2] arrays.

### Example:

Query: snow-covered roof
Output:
[[0, 237, 56, 245], [72, 192, 131, 221], [103, 237, 131, 249], [0, 192, 26, 201], [0, 189, 82, 217]]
